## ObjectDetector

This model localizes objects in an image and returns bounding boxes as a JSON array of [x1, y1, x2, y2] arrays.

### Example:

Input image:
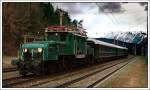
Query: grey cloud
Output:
[[139, 2, 148, 6], [138, 2, 148, 11], [52, 3, 98, 15], [96, 2, 124, 13]]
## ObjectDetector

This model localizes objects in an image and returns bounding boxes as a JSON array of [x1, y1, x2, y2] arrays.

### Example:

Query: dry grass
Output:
[[2, 55, 17, 69]]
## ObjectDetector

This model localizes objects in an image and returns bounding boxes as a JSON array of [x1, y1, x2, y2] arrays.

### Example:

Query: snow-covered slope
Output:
[[103, 31, 147, 44]]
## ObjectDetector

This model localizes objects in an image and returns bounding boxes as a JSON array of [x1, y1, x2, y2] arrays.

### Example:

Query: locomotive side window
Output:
[[47, 32, 59, 41], [60, 33, 66, 41]]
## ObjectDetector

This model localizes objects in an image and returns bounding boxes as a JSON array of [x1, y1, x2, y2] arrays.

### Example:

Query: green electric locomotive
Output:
[[12, 26, 94, 75]]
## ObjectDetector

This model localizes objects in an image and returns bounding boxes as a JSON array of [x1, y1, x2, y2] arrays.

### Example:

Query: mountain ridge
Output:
[[101, 31, 147, 44]]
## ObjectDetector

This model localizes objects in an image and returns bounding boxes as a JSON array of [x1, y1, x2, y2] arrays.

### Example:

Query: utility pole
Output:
[[58, 9, 65, 26], [114, 39, 115, 45], [24, 35, 26, 43], [116, 39, 118, 45], [134, 43, 136, 55], [114, 35, 115, 44], [114, 36, 116, 45]]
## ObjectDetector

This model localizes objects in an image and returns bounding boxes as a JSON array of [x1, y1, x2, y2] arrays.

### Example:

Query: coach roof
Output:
[[87, 38, 128, 50]]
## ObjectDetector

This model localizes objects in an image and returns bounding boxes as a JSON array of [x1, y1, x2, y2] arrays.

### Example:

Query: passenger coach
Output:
[[87, 38, 128, 62]]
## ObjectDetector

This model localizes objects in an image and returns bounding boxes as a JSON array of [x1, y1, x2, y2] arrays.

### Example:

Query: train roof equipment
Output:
[[45, 26, 87, 37], [87, 38, 128, 50]]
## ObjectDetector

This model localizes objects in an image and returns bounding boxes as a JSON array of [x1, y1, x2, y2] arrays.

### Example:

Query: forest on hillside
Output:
[[2, 2, 78, 56]]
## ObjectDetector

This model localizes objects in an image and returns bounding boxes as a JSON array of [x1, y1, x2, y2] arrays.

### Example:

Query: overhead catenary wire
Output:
[[95, 2, 147, 42], [108, 12, 122, 31], [96, 3, 123, 45], [96, 3, 121, 31]]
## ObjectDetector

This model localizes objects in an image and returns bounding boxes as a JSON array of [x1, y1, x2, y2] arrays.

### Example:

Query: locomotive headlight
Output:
[[23, 48, 28, 52], [38, 48, 42, 53]]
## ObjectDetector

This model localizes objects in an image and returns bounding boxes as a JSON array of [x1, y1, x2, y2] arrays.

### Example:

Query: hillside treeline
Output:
[[2, 2, 76, 56]]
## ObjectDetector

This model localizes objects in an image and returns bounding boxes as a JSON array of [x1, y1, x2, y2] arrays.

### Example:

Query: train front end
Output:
[[12, 43, 47, 75]]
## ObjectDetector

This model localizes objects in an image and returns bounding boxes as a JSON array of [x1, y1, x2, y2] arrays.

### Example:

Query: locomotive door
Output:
[[74, 36, 85, 58], [74, 36, 77, 54]]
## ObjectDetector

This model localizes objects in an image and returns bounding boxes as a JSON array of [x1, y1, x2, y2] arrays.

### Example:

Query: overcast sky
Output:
[[52, 2, 147, 38]]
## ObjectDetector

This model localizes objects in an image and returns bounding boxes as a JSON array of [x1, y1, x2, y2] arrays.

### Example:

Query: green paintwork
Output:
[[19, 32, 88, 61], [87, 47, 94, 56], [22, 43, 46, 48]]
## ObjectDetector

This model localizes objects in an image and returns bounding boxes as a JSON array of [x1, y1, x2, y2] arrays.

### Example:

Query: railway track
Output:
[[3, 68, 17, 72], [3, 59, 123, 88], [59, 58, 134, 88], [2, 74, 36, 87], [2, 56, 134, 88], [56, 57, 134, 88], [31, 57, 134, 88]]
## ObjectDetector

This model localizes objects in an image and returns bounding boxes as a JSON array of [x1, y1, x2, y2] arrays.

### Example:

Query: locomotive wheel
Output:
[[58, 56, 69, 71], [43, 61, 56, 74], [18, 66, 27, 76], [57, 56, 74, 71], [65, 56, 72, 70], [63, 56, 73, 70], [33, 66, 42, 75], [19, 69, 27, 76], [61, 56, 68, 70], [87, 55, 94, 64], [68, 56, 73, 70], [36, 62, 46, 75]]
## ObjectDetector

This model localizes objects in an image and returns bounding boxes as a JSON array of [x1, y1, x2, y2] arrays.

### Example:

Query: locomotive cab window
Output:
[[47, 32, 59, 41]]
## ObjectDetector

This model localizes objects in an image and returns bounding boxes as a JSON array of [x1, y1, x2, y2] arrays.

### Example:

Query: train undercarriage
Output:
[[14, 54, 127, 76]]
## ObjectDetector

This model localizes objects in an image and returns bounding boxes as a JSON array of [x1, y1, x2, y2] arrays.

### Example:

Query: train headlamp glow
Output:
[[23, 48, 28, 52], [55, 33, 58, 36], [38, 48, 42, 53]]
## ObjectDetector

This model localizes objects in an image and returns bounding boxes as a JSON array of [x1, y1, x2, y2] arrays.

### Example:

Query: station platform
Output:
[[97, 56, 148, 88]]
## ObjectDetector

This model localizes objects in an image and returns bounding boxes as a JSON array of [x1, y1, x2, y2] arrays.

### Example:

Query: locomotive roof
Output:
[[33, 41, 66, 45], [87, 38, 128, 50], [22, 41, 66, 48]]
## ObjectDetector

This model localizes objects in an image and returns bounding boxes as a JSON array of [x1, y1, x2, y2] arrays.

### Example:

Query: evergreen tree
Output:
[[41, 2, 55, 26], [72, 19, 79, 27], [2, 2, 73, 56], [63, 12, 71, 25]]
